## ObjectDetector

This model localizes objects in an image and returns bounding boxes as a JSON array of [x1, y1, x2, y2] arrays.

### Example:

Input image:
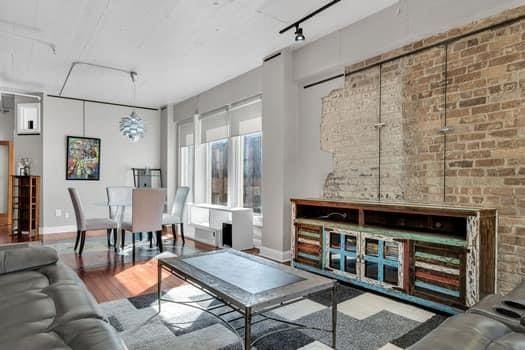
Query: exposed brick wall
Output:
[[445, 21, 525, 293], [322, 69, 380, 200], [320, 5, 525, 293]]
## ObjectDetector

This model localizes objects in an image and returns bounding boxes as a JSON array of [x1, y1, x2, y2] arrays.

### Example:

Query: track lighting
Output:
[[294, 25, 305, 42], [279, 0, 341, 42]]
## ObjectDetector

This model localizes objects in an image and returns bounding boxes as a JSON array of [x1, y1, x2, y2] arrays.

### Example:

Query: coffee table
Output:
[[157, 249, 337, 349]]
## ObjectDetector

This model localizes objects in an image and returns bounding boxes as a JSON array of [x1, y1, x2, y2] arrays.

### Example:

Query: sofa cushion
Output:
[[0, 332, 71, 350], [408, 313, 512, 349], [0, 290, 56, 343], [487, 333, 525, 350], [0, 246, 58, 275], [55, 318, 127, 350], [0, 270, 50, 296], [0, 332, 70, 350], [39, 261, 83, 285], [43, 282, 105, 327]]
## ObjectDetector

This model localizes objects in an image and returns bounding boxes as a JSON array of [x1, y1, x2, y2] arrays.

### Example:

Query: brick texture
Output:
[[322, 68, 380, 200], [320, 5, 525, 293]]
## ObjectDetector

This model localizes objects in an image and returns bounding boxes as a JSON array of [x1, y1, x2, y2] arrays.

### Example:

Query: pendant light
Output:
[[119, 72, 145, 142]]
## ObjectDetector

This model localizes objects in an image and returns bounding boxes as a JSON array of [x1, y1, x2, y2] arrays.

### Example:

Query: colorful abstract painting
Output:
[[66, 136, 101, 180]]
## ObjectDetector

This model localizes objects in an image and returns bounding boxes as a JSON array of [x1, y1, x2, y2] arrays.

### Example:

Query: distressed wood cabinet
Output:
[[291, 198, 497, 314]]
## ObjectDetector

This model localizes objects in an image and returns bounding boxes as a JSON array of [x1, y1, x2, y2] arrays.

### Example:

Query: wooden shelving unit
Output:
[[291, 198, 497, 314], [11, 176, 40, 238]]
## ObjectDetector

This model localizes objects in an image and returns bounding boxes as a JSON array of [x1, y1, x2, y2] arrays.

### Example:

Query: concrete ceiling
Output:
[[0, 0, 398, 108]]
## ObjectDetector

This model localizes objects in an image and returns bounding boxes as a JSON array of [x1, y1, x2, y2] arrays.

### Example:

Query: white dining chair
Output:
[[106, 186, 133, 251], [121, 188, 164, 260], [68, 188, 118, 255], [162, 187, 190, 245]]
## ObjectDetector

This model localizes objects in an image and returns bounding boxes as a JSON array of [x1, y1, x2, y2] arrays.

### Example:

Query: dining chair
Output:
[[68, 188, 118, 255], [121, 188, 165, 260], [162, 187, 190, 245], [106, 186, 133, 220], [106, 186, 133, 250]]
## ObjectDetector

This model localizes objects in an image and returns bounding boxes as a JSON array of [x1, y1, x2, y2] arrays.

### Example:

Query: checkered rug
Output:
[[100, 283, 446, 350]]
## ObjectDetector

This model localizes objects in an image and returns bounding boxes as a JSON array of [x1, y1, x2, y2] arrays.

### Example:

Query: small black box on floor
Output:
[[222, 223, 232, 247]]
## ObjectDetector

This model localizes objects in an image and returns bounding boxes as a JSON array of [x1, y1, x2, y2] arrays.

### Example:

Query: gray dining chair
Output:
[[162, 187, 190, 245], [68, 188, 118, 255], [121, 188, 165, 260]]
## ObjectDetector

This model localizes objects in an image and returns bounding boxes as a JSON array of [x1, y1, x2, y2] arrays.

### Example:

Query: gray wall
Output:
[[42, 96, 161, 232], [173, 0, 525, 260], [0, 109, 14, 140]]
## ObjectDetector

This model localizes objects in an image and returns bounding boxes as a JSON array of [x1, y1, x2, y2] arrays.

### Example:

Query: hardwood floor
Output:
[[0, 225, 258, 303]]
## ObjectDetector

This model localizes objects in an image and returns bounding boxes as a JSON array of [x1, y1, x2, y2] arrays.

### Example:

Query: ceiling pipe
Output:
[[0, 90, 41, 101], [0, 30, 56, 54], [59, 61, 138, 96]]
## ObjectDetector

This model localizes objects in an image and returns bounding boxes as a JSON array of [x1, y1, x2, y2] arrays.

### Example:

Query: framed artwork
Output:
[[66, 136, 101, 181]]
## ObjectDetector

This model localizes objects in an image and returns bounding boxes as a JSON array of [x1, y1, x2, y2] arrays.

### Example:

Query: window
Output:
[[242, 133, 262, 214], [178, 119, 194, 201], [190, 95, 263, 216], [208, 139, 228, 205], [179, 145, 193, 190]]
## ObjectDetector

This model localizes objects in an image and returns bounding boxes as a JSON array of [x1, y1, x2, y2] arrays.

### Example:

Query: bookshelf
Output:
[[12, 176, 40, 238]]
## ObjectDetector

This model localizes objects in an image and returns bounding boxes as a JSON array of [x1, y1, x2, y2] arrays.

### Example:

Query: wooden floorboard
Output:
[[0, 225, 259, 303]]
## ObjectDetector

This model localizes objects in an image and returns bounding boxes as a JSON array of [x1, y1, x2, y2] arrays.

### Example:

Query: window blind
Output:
[[230, 97, 262, 137], [200, 108, 229, 143], [178, 119, 194, 146]]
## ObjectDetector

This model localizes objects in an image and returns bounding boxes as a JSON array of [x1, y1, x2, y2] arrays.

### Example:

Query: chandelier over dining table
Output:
[[120, 71, 145, 143]]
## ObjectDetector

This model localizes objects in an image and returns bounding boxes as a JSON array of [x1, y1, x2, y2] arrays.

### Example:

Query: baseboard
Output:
[[41, 225, 76, 235], [259, 246, 291, 263]]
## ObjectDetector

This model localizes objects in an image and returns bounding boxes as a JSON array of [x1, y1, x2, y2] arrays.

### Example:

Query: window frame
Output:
[[238, 132, 263, 217]]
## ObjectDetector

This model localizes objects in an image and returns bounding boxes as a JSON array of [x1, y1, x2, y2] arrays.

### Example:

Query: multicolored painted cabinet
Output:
[[290, 198, 497, 314]]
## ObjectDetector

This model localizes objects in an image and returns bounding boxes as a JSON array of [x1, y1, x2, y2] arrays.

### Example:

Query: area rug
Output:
[[43, 235, 201, 270], [100, 283, 446, 350]]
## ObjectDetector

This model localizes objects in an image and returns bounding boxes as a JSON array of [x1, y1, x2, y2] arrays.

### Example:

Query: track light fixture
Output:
[[279, 0, 341, 42], [294, 25, 305, 42]]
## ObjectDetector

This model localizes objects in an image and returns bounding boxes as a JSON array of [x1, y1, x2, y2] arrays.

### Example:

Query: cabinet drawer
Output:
[[294, 223, 322, 268], [410, 241, 466, 308]]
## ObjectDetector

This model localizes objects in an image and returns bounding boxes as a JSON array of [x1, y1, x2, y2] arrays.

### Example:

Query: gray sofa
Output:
[[0, 245, 126, 350], [409, 283, 525, 349]]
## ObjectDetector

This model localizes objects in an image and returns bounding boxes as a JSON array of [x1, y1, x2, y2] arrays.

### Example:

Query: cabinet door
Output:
[[359, 233, 403, 289], [294, 224, 323, 268], [324, 229, 360, 279], [410, 241, 466, 308]]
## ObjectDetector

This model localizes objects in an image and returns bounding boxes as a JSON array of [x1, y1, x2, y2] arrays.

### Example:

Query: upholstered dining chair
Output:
[[68, 188, 118, 255], [106, 186, 133, 221], [162, 187, 190, 245], [106, 186, 133, 250], [121, 188, 165, 260]]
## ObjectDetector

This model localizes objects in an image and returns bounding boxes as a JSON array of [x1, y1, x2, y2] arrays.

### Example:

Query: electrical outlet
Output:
[[55, 209, 62, 217], [64, 212, 70, 219]]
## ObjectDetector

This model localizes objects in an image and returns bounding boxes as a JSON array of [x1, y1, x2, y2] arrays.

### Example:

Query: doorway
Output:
[[0, 141, 14, 227]]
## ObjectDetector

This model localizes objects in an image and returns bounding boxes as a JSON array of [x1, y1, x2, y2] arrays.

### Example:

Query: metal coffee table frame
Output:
[[157, 250, 337, 349]]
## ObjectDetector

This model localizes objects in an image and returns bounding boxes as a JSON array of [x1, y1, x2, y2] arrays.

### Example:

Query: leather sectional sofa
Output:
[[0, 244, 126, 350], [409, 283, 525, 349]]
